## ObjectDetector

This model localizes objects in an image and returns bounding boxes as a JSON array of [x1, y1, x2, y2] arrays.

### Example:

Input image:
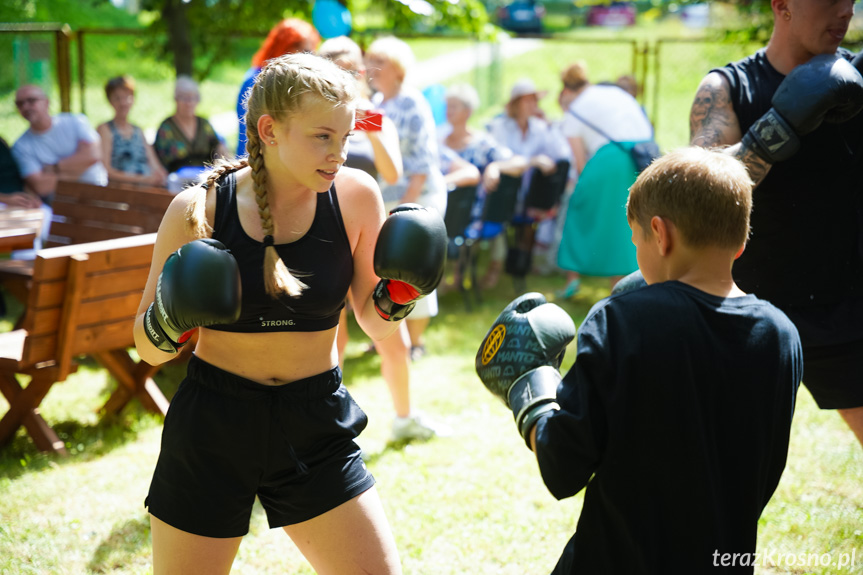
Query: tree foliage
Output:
[[138, 0, 307, 79], [363, 0, 489, 35], [137, 0, 490, 80], [0, 0, 139, 27]]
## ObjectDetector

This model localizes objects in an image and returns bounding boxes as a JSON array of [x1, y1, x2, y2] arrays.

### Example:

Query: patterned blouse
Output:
[[153, 116, 221, 173], [107, 121, 151, 175], [442, 129, 512, 174], [372, 86, 446, 212], [441, 130, 513, 225]]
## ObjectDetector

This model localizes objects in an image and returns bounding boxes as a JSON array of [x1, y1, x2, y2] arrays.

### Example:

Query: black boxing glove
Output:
[[742, 53, 863, 164], [476, 293, 576, 446], [373, 204, 447, 321], [144, 238, 242, 354]]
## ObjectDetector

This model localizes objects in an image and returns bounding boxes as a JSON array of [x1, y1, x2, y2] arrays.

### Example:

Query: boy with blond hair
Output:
[[476, 147, 803, 573]]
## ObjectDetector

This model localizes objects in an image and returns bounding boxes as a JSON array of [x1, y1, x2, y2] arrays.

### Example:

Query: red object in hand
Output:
[[355, 109, 384, 131], [386, 280, 420, 304]]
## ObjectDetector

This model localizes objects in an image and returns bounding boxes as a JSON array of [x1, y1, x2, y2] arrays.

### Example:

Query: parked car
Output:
[[586, 2, 636, 27], [497, 0, 546, 34]]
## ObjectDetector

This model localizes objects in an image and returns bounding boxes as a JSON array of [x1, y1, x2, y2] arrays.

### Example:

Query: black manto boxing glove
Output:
[[742, 53, 863, 163], [373, 203, 447, 321], [476, 293, 576, 447], [144, 238, 242, 354]]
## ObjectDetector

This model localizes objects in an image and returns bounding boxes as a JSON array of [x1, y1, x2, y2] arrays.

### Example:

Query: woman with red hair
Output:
[[235, 18, 320, 156]]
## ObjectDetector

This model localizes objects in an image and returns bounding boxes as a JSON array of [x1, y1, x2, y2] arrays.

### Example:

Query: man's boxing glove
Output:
[[475, 293, 576, 446], [742, 53, 863, 163], [373, 204, 447, 321], [144, 238, 242, 354]]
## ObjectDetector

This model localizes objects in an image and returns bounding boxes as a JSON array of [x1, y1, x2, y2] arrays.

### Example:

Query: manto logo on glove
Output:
[[753, 110, 792, 154], [481, 325, 506, 365]]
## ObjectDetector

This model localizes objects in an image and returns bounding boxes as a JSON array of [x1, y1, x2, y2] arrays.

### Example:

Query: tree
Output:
[[365, 0, 489, 35], [139, 0, 301, 80], [138, 0, 490, 80]]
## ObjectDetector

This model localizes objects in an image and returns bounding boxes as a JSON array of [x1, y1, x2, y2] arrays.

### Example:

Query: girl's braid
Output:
[[184, 158, 247, 239], [247, 135, 307, 297]]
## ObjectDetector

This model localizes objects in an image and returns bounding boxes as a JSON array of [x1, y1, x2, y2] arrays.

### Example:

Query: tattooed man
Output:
[[690, 0, 863, 449]]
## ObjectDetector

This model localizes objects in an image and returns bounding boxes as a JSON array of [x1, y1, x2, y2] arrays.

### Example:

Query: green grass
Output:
[[2, 12, 863, 574], [1, 252, 862, 574]]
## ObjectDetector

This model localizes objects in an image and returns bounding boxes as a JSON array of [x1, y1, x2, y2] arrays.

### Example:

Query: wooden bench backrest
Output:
[[48, 181, 173, 247], [18, 233, 156, 374]]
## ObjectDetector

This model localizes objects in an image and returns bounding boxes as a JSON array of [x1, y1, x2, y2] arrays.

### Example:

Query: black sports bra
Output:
[[206, 172, 353, 332]]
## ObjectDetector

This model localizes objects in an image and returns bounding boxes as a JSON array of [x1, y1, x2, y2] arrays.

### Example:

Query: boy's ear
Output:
[[650, 215, 672, 256], [734, 244, 745, 260]]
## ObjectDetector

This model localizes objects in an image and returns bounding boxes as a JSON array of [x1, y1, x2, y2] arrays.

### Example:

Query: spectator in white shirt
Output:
[[12, 85, 106, 206]]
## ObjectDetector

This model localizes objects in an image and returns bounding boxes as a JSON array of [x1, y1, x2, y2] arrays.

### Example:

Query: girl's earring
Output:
[[270, 140, 276, 145]]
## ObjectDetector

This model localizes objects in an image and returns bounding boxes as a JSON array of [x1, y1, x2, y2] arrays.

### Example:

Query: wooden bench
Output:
[[0, 233, 167, 455], [0, 181, 174, 309], [47, 181, 174, 247]]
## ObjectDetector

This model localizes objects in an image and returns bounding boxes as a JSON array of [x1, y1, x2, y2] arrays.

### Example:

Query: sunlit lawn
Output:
[[1, 251, 861, 574], [0, 21, 862, 575]]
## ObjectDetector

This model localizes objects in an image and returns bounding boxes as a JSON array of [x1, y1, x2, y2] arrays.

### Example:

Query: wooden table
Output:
[[0, 207, 43, 253]]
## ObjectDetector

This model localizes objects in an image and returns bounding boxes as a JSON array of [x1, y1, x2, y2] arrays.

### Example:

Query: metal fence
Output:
[[3, 25, 856, 151], [0, 23, 73, 112]]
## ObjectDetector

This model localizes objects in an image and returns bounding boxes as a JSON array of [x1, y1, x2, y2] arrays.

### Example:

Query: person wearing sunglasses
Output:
[[11, 84, 106, 206]]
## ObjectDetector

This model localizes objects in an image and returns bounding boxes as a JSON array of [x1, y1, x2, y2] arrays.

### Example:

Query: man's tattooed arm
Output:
[[689, 73, 740, 146], [731, 143, 771, 187], [690, 72, 771, 185]]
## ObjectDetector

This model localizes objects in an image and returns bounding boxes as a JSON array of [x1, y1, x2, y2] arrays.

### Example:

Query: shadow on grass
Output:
[[87, 515, 151, 573], [0, 358, 187, 481], [361, 436, 434, 465], [0, 412, 161, 481]]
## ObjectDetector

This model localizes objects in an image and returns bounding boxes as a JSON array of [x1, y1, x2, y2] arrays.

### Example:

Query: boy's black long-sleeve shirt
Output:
[[534, 282, 803, 574]]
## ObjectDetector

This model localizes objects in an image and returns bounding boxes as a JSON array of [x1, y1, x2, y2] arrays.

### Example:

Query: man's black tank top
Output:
[[713, 48, 863, 309], [207, 172, 353, 332]]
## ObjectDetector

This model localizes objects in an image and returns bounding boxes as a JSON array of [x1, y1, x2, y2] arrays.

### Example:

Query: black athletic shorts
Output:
[[145, 355, 375, 538], [784, 299, 863, 410]]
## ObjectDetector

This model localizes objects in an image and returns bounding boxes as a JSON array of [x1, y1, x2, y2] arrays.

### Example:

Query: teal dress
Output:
[[557, 141, 639, 277]]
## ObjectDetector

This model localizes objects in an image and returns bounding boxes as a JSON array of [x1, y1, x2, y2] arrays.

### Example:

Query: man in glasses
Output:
[[11, 85, 106, 208]]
